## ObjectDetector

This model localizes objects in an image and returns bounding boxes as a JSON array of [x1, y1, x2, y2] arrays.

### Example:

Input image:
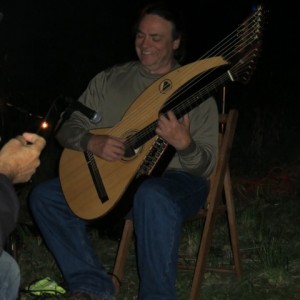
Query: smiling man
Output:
[[135, 13, 181, 74], [29, 2, 219, 299]]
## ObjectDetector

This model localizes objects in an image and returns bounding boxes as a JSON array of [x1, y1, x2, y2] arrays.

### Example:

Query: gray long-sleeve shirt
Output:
[[56, 61, 218, 178]]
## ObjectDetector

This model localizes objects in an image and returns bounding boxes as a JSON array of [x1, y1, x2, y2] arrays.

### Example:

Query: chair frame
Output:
[[112, 109, 241, 299]]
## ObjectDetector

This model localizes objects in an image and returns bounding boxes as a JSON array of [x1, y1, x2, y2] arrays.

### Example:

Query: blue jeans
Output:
[[0, 250, 20, 300], [29, 170, 209, 299]]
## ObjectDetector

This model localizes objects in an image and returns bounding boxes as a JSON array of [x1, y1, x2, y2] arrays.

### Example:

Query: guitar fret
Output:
[[136, 137, 168, 177]]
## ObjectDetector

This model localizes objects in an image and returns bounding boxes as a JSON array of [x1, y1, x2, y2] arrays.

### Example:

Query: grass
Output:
[[8, 162, 300, 300]]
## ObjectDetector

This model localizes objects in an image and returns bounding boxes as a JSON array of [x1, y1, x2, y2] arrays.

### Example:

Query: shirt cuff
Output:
[[80, 132, 93, 151], [177, 140, 197, 156]]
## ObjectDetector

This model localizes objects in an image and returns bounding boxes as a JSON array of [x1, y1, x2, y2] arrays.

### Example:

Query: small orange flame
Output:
[[40, 121, 49, 130]]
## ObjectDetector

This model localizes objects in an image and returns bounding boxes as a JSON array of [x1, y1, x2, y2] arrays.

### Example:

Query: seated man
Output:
[[29, 2, 218, 299]]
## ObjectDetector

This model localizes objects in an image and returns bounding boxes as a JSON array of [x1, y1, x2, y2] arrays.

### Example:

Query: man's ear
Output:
[[173, 38, 181, 50]]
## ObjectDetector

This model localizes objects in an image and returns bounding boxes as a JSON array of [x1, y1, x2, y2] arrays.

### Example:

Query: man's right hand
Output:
[[87, 134, 125, 161]]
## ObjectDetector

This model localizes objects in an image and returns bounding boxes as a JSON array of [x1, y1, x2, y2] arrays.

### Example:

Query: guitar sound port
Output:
[[123, 145, 136, 159]]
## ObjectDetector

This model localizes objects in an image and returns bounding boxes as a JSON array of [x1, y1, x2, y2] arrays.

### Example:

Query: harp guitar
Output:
[[59, 5, 265, 220]]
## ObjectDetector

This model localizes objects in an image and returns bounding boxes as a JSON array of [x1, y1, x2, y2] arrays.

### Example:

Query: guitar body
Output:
[[59, 56, 228, 220]]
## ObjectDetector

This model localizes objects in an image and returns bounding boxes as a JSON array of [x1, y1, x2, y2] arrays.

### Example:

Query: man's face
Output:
[[135, 14, 180, 75]]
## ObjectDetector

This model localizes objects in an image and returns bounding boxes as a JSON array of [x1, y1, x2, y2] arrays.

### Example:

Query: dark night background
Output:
[[0, 0, 299, 178], [1, 2, 299, 297]]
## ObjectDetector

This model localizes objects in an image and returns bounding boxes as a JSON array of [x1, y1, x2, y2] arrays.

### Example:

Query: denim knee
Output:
[[29, 178, 60, 214], [0, 251, 20, 300]]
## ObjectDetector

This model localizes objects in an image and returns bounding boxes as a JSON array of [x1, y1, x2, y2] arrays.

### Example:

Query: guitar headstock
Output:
[[235, 5, 266, 56], [229, 5, 267, 84]]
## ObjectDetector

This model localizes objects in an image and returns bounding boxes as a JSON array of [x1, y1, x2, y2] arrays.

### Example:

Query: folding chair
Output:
[[112, 109, 241, 299]]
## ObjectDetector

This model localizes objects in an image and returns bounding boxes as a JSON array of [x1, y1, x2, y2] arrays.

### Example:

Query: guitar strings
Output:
[[174, 5, 265, 98], [171, 7, 265, 116], [172, 48, 261, 118]]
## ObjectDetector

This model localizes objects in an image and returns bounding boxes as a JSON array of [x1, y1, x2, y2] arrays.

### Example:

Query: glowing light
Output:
[[40, 121, 49, 130]]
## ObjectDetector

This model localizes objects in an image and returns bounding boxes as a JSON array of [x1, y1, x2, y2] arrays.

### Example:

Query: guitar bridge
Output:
[[84, 151, 109, 202]]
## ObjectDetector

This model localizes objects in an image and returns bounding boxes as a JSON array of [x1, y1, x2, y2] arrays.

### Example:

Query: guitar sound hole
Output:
[[124, 146, 136, 159], [122, 130, 141, 160]]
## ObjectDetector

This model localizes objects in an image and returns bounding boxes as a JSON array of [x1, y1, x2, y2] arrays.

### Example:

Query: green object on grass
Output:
[[26, 277, 66, 295]]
